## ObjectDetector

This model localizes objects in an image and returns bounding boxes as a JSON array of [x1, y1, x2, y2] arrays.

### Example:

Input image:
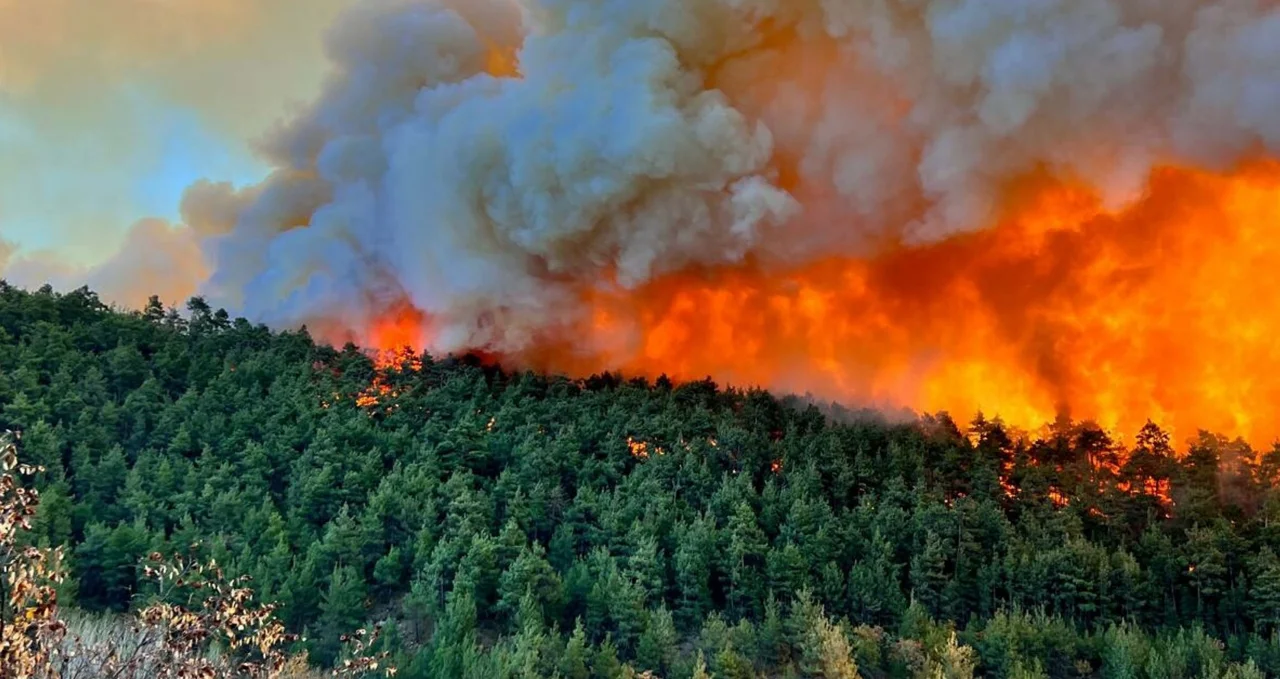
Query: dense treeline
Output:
[[3, 281, 1280, 678]]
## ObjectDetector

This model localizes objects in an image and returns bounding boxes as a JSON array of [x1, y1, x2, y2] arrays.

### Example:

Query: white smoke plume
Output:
[[34, 0, 1280, 362]]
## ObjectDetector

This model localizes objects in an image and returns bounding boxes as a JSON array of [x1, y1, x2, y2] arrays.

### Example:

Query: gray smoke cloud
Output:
[[23, 0, 1280, 360]]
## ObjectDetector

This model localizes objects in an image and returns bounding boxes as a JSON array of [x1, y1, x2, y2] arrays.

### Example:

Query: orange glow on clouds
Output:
[[360, 160, 1280, 448]]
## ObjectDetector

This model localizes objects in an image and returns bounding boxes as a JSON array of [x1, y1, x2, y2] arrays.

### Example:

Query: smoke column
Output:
[[20, 0, 1280, 443]]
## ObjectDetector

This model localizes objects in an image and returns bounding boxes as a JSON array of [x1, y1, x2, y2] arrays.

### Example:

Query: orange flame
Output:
[[359, 160, 1280, 448], [484, 40, 519, 78], [627, 436, 650, 459], [573, 161, 1280, 448], [343, 307, 427, 411], [366, 305, 427, 364]]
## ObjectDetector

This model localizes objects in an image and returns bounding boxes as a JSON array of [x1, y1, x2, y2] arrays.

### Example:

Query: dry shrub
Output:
[[0, 430, 394, 678], [0, 429, 67, 678]]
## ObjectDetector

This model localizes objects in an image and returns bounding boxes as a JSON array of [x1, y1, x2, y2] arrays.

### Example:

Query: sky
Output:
[[0, 0, 355, 266]]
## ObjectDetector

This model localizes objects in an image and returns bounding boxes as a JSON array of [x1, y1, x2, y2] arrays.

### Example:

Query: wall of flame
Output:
[[16, 0, 1280, 449], [369, 159, 1280, 446]]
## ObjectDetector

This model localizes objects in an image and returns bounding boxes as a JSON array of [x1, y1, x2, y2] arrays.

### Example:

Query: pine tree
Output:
[[1250, 548, 1280, 633], [675, 517, 716, 631], [910, 531, 949, 618], [430, 578, 481, 679], [691, 651, 713, 679], [561, 618, 591, 679], [1009, 658, 1050, 679], [767, 542, 809, 599], [373, 545, 407, 593], [593, 634, 624, 679], [924, 631, 977, 679], [635, 606, 678, 675], [722, 501, 767, 619], [626, 529, 667, 605], [797, 605, 861, 679], [506, 592, 549, 679], [315, 564, 368, 665], [1224, 660, 1266, 679], [848, 534, 907, 628], [757, 595, 789, 669], [497, 543, 563, 628], [714, 642, 756, 679]]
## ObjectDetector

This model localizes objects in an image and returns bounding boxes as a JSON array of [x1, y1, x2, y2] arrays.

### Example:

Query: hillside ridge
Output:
[[2, 282, 1278, 679]]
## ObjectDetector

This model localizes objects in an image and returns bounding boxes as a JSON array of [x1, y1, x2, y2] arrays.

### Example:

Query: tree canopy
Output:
[[2, 282, 1279, 678]]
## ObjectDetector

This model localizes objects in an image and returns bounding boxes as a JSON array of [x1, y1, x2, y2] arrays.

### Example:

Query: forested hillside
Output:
[[4, 281, 1280, 678]]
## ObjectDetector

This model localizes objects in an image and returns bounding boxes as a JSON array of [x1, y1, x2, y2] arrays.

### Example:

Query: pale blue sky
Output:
[[128, 97, 266, 223], [0, 87, 266, 264], [0, 0, 352, 269]]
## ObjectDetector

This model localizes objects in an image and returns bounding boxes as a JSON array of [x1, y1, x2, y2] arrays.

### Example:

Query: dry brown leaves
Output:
[[0, 430, 394, 679]]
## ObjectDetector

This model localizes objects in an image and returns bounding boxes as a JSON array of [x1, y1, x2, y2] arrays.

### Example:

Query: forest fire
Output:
[[123, 0, 1280, 461], [357, 161, 1280, 450], [585, 161, 1280, 449], [22, 1, 1280, 671], [365, 307, 429, 362]]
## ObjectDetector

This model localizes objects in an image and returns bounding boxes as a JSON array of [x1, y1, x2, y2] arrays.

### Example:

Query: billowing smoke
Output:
[[177, 0, 1279, 359], [13, 0, 1280, 436]]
